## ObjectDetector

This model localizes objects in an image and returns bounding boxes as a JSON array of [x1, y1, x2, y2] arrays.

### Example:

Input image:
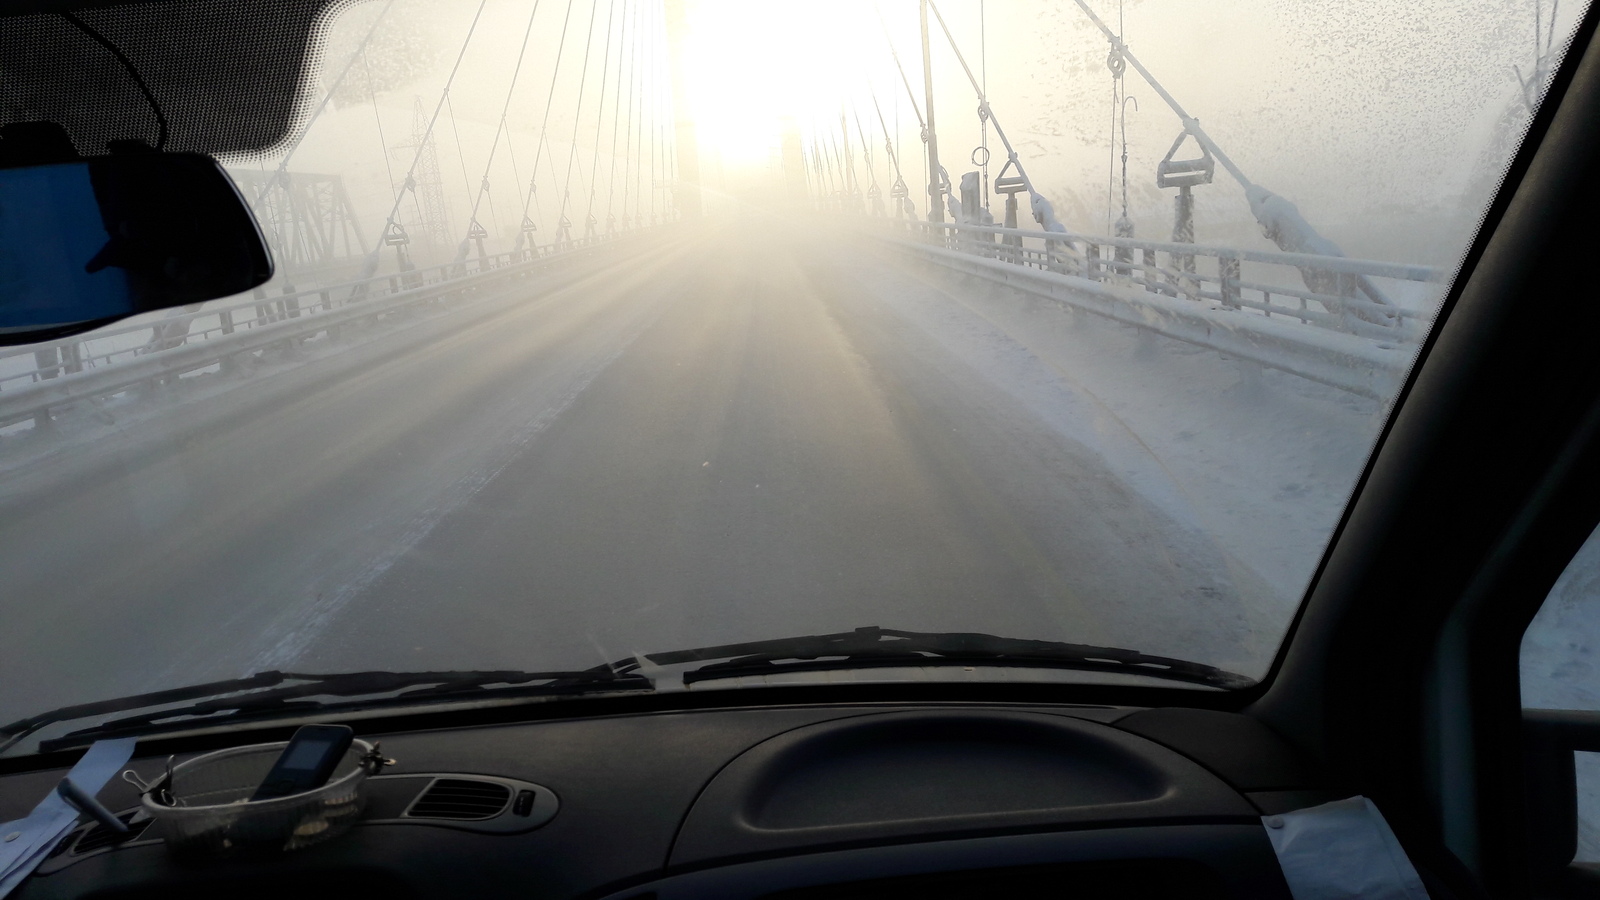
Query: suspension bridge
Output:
[[0, 0, 1525, 723]]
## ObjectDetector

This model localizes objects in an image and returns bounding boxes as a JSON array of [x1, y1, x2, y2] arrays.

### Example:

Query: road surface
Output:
[[0, 220, 1283, 727]]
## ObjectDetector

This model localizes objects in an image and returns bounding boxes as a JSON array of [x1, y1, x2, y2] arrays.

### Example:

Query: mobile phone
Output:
[[249, 724, 355, 801]]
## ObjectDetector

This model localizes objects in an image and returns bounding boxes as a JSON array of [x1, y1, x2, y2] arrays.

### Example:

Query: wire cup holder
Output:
[[130, 739, 394, 855]]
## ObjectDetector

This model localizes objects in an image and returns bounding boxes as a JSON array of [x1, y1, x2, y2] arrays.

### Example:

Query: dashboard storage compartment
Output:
[[140, 740, 382, 855], [671, 711, 1257, 865]]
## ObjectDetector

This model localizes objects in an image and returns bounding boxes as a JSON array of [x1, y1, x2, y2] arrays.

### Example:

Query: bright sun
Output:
[[677, 0, 876, 174]]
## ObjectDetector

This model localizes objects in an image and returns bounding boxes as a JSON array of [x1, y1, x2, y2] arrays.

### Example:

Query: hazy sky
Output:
[[245, 0, 1578, 266]]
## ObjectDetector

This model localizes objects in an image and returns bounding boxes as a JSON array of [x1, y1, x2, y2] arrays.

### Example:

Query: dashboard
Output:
[[0, 703, 1333, 899]]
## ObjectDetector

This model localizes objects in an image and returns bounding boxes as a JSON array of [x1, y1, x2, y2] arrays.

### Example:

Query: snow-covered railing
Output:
[[888, 219, 1448, 342], [0, 232, 647, 430], [870, 220, 1449, 399]]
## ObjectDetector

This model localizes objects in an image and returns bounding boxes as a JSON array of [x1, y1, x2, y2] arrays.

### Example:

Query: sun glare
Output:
[[678, 0, 872, 176]]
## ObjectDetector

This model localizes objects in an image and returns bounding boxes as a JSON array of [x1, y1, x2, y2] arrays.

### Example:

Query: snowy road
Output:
[[0, 220, 1385, 725]]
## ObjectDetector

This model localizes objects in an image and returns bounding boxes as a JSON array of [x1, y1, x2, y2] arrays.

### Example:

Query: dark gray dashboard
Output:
[[0, 703, 1324, 899]]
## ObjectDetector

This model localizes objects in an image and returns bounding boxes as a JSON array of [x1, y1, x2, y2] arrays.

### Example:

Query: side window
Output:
[[1522, 523, 1600, 862]]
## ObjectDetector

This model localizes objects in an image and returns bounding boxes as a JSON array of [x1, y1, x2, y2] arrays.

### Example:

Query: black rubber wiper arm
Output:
[[623, 626, 1253, 690], [10, 666, 649, 754]]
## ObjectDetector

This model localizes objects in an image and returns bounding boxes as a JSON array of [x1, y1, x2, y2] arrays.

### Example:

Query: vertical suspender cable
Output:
[[363, 48, 397, 201], [853, 109, 878, 193], [980, 0, 988, 210], [1067, 0, 1393, 308], [584, 0, 620, 235], [869, 89, 908, 194], [444, 95, 477, 219], [557, 0, 605, 240], [662, 0, 679, 217], [620, 0, 642, 227], [452, 0, 545, 262], [604, 0, 633, 231], [362, 43, 403, 256], [874, 6, 927, 216], [640, 0, 654, 225], [360, 0, 489, 280], [655, 0, 667, 221], [515, 0, 579, 250], [642, 0, 655, 225], [874, 6, 927, 139], [925, 0, 1064, 230], [255, 0, 394, 205]]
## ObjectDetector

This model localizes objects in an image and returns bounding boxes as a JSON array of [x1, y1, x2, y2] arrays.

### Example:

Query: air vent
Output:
[[73, 814, 150, 854], [405, 778, 512, 820]]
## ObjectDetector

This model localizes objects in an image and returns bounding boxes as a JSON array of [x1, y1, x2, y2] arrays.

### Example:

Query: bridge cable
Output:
[[557, 0, 606, 243], [515, 0, 579, 251], [451, 0, 546, 264], [1067, 0, 1394, 310], [252, 0, 395, 206], [807, 123, 830, 198], [868, 88, 911, 213], [443, 96, 478, 224], [619, 0, 642, 227], [652, 0, 676, 220], [659, 0, 679, 218], [873, 6, 928, 140], [924, 0, 1065, 231], [853, 107, 886, 216], [602, 0, 632, 232], [657, 0, 671, 220], [361, 41, 403, 253], [818, 121, 841, 199], [640, 0, 652, 224], [583, 0, 620, 235], [641, 0, 655, 224], [979, 0, 988, 210], [839, 109, 860, 201], [832, 124, 850, 200], [359, 0, 490, 280], [501, 122, 527, 228], [635, 0, 651, 225], [852, 109, 878, 193]]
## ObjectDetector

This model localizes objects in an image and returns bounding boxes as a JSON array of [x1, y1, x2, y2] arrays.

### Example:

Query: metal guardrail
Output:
[[0, 232, 650, 430], [870, 219, 1450, 399]]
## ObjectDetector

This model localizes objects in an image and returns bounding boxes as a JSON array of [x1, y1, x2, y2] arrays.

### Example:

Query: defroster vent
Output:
[[406, 778, 513, 821]]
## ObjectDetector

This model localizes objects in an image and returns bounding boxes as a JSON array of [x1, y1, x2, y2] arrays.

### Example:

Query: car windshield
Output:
[[0, 0, 1587, 742]]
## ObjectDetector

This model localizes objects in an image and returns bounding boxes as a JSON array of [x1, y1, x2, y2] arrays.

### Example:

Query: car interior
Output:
[[3, 0, 1600, 898]]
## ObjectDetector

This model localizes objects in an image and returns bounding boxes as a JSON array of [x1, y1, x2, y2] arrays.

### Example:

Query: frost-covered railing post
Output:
[[1335, 271, 1358, 332], [1141, 248, 1161, 294], [1044, 234, 1063, 276], [1219, 253, 1242, 309]]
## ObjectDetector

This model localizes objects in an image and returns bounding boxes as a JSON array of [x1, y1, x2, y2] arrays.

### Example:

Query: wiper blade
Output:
[[8, 667, 649, 754], [7, 629, 1248, 755], [620, 626, 1253, 690]]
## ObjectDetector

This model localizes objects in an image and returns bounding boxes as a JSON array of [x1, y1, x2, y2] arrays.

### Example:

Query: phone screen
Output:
[[280, 738, 333, 771]]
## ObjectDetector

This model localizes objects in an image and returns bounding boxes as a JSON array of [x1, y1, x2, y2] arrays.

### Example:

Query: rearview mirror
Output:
[[0, 145, 273, 346]]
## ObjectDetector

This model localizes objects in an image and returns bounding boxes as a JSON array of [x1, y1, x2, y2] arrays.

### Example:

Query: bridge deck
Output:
[[0, 222, 1381, 722]]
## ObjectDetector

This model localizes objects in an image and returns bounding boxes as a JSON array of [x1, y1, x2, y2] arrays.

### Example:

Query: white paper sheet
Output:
[[0, 738, 137, 899], [1263, 795, 1430, 900]]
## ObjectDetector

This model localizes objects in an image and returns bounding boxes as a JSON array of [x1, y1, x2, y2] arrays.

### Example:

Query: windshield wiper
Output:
[[7, 628, 1249, 756], [618, 626, 1253, 690], [6, 666, 650, 754]]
